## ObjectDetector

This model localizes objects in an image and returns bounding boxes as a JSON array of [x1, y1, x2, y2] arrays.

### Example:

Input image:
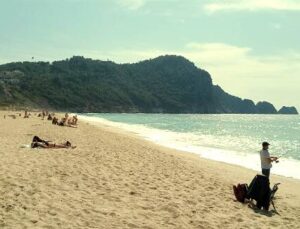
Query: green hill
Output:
[[0, 55, 297, 114]]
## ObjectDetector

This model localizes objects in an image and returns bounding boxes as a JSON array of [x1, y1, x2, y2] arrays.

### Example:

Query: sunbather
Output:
[[56, 116, 77, 128], [47, 114, 53, 120], [31, 136, 76, 149], [8, 115, 16, 119], [58, 117, 66, 126], [52, 117, 58, 125], [71, 115, 78, 125], [67, 115, 78, 126]]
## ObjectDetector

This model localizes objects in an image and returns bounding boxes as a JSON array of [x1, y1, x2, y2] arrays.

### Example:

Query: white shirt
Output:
[[260, 149, 272, 169]]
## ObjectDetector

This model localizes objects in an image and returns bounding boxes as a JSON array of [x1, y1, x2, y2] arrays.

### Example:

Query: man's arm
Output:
[[264, 157, 272, 163], [262, 151, 278, 163], [265, 156, 278, 162], [270, 156, 278, 162]]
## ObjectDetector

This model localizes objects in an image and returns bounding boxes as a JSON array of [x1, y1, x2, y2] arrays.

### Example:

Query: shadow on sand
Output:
[[248, 201, 280, 217]]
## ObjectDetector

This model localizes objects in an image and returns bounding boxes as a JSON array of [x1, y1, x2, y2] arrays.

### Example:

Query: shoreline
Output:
[[1, 110, 300, 228], [78, 114, 300, 181]]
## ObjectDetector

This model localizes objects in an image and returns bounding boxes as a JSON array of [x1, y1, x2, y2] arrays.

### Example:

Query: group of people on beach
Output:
[[37, 110, 78, 128], [4, 109, 78, 150], [6, 109, 279, 171], [3, 110, 30, 119], [51, 113, 78, 127], [35, 111, 78, 149]]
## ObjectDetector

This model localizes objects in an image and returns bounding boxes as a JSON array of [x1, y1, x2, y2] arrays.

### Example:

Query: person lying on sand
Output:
[[31, 136, 76, 149], [8, 114, 16, 119], [66, 123, 77, 128]]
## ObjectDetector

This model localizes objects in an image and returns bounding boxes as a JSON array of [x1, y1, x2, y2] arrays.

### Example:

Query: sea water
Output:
[[80, 114, 300, 179]]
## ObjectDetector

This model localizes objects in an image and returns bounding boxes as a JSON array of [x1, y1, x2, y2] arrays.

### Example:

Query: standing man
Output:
[[260, 142, 278, 178]]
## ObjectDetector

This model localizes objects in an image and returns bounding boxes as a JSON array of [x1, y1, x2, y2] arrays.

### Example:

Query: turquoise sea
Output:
[[81, 114, 300, 179]]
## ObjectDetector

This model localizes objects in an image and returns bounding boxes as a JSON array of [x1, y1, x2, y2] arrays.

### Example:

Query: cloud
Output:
[[84, 43, 300, 82], [203, 0, 300, 13], [185, 43, 252, 65], [118, 0, 145, 10]]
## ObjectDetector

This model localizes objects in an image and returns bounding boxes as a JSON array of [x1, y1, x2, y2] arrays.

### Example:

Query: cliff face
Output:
[[0, 55, 297, 114], [256, 101, 278, 114], [278, 106, 299, 115], [212, 86, 260, 113]]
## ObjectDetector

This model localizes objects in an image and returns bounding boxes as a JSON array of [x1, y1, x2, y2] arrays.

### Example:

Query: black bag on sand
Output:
[[247, 175, 271, 210], [233, 183, 248, 203]]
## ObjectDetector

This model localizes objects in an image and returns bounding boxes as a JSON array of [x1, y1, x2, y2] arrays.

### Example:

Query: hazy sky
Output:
[[1, 0, 300, 110]]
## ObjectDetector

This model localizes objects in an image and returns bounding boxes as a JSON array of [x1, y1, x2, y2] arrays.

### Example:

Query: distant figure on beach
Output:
[[260, 142, 278, 178], [8, 114, 16, 119], [52, 117, 58, 125], [68, 115, 78, 126], [56, 113, 69, 126], [58, 117, 67, 126], [31, 136, 76, 149], [24, 110, 29, 118], [42, 110, 46, 120], [47, 114, 53, 120]]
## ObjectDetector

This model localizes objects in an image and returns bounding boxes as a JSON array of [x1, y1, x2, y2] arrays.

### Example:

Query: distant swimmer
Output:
[[260, 142, 279, 178]]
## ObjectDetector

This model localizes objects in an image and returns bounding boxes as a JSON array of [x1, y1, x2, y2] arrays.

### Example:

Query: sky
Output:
[[1, 0, 300, 110]]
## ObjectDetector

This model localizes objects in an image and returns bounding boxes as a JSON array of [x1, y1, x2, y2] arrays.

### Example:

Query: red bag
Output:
[[233, 183, 248, 203]]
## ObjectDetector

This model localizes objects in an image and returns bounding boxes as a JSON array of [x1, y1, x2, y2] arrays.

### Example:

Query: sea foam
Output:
[[80, 114, 300, 180]]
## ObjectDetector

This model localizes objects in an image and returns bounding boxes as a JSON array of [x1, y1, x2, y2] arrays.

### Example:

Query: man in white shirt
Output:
[[260, 142, 278, 178]]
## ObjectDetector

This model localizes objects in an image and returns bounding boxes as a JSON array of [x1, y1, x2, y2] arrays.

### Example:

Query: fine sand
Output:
[[0, 111, 300, 229]]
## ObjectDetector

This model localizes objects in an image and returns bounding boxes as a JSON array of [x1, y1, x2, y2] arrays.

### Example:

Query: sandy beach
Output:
[[0, 110, 299, 229]]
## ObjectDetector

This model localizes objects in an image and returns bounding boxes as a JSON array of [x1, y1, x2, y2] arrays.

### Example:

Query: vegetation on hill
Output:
[[0, 55, 298, 114], [278, 106, 298, 115]]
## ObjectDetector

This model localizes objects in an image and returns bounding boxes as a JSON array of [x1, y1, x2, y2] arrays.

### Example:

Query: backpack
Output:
[[233, 183, 248, 203]]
